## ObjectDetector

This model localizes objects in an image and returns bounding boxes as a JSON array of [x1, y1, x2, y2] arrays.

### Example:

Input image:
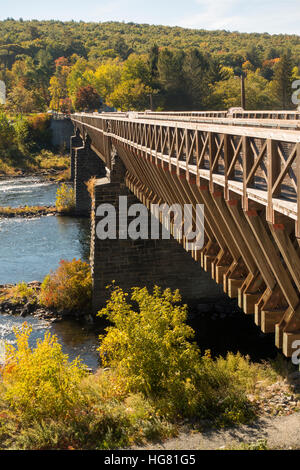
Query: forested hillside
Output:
[[0, 19, 299, 111]]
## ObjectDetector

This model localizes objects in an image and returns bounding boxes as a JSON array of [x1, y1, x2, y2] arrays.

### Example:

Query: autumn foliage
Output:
[[74, 85, 101, 111], [39, 259, 92, 312]]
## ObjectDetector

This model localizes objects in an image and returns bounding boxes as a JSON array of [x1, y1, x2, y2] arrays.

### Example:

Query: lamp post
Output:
[[149, 93, 153, 111], [240, 72, 246, 109], [234, 70, 247, 110]]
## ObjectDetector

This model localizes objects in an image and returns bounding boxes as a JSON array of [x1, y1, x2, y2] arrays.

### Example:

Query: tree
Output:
[[183, 49, 212, 110], [108, 78, 152, 111], [74, 85, 101, 111], [271, 52, 294, 109], [49, 76, 62, 112], [66, 58, 91, 101], [92, 59, 122, 102], [211, 71, 274, 110], [0, 112, 16, 150], [49, 57, 70, 112], [110, 37, 133, 60], [157, 48, 185, 109], [6, 85, 36, 114]]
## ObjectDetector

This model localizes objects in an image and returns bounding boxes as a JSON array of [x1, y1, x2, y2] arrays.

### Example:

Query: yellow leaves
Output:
[[39, 259, 92, 312], [2, 323, 88, 420], [55, 183, 75, 213], [97, 285, 200, 400]]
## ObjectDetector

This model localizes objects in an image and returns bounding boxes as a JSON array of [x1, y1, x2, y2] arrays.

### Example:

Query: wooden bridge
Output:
[[71, 110, 300, 357]]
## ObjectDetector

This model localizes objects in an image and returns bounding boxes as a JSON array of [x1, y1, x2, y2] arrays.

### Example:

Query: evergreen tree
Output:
[[272, 52, 294, 109]]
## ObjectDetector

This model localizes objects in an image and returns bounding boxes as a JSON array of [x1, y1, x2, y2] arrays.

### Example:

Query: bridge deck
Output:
[[72, 113, 300, 224]]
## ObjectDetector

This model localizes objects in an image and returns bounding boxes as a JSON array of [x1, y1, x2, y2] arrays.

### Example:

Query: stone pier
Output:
[[70, 130, 83, 182], [90, 154, 223, 313], [74, 138, 107, 215]]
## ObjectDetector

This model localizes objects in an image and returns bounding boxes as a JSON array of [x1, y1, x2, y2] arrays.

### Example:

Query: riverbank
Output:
[[0, 205, 57, 218], [0, 205, 80, 218], [0, 149, 70, 182], [0, 281, 93, 323]]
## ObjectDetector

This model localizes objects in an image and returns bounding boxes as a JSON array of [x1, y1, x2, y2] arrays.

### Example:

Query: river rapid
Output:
[[0, 176, 101, 370]]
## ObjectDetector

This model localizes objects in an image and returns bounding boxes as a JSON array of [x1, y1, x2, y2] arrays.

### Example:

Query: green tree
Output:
[[271, 52, 294, 109], [6, 84, 36, 114], [157, 48, 185, 109], [108, 78, 152, 111], [183, 49, 212, 110], [0, 112, 16, 151], [211, 71, 274, 110]]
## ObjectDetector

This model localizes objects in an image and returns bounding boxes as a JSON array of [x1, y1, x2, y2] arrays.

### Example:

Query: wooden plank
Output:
[[245, 211, 299, 309], [267, 139, 281, 223]]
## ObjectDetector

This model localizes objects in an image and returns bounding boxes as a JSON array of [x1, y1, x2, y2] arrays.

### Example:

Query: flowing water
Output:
[[0, 176, 101, 370]]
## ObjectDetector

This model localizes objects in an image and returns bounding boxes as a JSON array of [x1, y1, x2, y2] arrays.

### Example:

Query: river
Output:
[[0, 176, 101, 370]]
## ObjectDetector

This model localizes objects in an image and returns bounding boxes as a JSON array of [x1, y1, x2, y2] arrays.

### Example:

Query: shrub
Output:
[[55, 183, 75, 213], [39, 259, 92, 312], [2, 323, 87, 420], [26, 114, 52, 149], [98, 285, 255, 423], [6, 282, 37, 305], [98, 286, 200, 396], [14, 116, 33, 152], [0, 327, 173, 450], [0, 113, 17, 155]]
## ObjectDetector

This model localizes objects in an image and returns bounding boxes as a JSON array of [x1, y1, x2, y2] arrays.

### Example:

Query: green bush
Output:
[[26, 114, 52, 150], [55, 183, 75, 213], [0, 113, 17, 156], [6, 282, 37, 305], [98, 285, 255, 423], [2, 324, 87, 420], [39, 259, 92, 312], [14, 116, 33, 152], [0, 326, 173, 450], [99, 286, 200, 396]]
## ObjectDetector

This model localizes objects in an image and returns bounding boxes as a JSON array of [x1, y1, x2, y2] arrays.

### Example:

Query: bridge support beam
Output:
[[90, 155, 224, 313]]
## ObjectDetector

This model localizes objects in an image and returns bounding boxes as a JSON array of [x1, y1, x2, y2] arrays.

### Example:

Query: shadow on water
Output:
[[187, 298, 279, 362]]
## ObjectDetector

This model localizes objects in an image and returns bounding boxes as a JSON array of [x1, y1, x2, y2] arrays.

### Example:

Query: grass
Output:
[[0, 282, 39, 305], [0, 206, 56, 217], [0, 149, 70, 179], [0, 284, 297, 450], [224, 439, 270, 450], [0, 325, 296, 450]]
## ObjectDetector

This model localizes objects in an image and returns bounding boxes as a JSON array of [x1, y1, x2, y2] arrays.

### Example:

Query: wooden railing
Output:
[[72, 113, 300, 233]]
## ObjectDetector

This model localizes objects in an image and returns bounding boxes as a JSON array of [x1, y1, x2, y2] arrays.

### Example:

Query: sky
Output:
[[0, 0, 300, 35]]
